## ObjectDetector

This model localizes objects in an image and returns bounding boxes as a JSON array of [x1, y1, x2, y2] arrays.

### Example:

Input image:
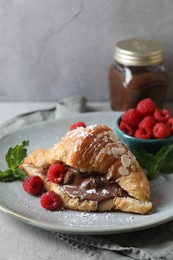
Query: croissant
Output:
[[20, 124, 152, 214]]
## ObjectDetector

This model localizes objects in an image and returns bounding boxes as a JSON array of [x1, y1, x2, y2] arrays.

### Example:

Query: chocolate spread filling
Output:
[[61, 166, 129, 202]]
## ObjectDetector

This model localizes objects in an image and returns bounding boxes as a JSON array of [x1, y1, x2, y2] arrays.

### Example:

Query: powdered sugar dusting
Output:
[[86, 189, 96, 194], [73, 145, 78, 152], [53, 124, 134, 177], [87, 124, 98, 130], [102, 189, 109, 195], [126, 216, 134, 222], [53, 143, 59, 149], [11, 184, 155, 231]]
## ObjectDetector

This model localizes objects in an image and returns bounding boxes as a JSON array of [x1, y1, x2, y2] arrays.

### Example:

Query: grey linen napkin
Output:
[[1, 96, 173, 260], [0, 96, 87, 138]]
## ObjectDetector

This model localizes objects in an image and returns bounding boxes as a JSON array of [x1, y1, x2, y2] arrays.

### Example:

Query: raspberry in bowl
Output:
[[115, 98, 173, 154]]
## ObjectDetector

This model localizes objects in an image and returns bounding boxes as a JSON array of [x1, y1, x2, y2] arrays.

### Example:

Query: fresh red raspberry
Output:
[[139, 116, 156, 130], [23, 176, 43, 195], [154, 109, 171, 123], [70, 121, 86, 130], [121, 109, 141, 129], [47, 164, 66, 184], [119, 120, 135, 136], [135, 128, 152, 139], [137, 98, 156, 117], [153, 123, 171, 139], [167, 117, 173, 133], [40, 191, 61, 211]]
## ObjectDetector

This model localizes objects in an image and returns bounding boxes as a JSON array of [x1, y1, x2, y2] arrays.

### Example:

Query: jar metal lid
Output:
[[114, 38, 164, 66]]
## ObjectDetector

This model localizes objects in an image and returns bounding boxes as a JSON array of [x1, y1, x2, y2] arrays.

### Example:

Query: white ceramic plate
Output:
[[0, 111, 173, 235]]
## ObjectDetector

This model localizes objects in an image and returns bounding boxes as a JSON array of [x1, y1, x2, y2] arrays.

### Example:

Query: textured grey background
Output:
[[0, 0, 173, 102]]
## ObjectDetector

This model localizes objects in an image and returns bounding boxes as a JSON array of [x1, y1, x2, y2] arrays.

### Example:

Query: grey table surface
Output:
[[0, 101, 173, 260]]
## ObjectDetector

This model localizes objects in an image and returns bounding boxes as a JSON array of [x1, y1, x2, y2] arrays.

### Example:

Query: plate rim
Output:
[[1, 197, 173, 235], [0, 111, 173, 235]]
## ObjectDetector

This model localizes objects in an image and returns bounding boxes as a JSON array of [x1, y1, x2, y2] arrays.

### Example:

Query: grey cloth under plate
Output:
[[1, 96, 173, 260]]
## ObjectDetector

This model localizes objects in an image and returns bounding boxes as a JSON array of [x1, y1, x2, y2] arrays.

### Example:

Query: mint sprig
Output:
[[0, 140, 29, 182], [133, 144, 173, 180]]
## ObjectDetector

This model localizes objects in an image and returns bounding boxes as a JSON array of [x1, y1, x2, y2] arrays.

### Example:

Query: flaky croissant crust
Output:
[[24, 125, 150, 201], [21, 124, 152, 214]]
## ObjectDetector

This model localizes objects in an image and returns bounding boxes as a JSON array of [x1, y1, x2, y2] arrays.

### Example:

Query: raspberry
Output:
[[153, 123, 171, 139], [135, 128, 152, 139], [167, 117, 173, 133], [47, 163, 66, 184], [154, 109, 171, 123], [121, 109, 140, 129], [119, 120, 135, 136], [23, 176, 43, 195], [70, 121, 86, 130], [137, 98, 156, 117], [139, 116, 156, 130], [40, 191, 61, 211]]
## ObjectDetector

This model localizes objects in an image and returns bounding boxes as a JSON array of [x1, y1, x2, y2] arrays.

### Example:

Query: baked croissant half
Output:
[[20, 124, 152, 214]]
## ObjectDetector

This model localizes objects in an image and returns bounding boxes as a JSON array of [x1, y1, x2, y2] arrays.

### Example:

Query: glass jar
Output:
[[108, 38, 169, 111]]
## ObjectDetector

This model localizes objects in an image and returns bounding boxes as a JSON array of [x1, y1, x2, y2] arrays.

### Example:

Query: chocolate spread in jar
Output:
[[108, 39, 169, 111], [62, 167, 129, 202]]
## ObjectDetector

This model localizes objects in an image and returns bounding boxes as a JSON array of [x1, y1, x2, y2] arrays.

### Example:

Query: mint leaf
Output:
[[154, 144, 173, 164], [133, 144, 173, 180], [0, 140, 29, 182], [6, 140, 29, 169], [147, 163, 160, 180], [0, 169, 16, 182], [13, 168, 28, 181], [133, 149, 154, 169], [160, 156, 173, 173]]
